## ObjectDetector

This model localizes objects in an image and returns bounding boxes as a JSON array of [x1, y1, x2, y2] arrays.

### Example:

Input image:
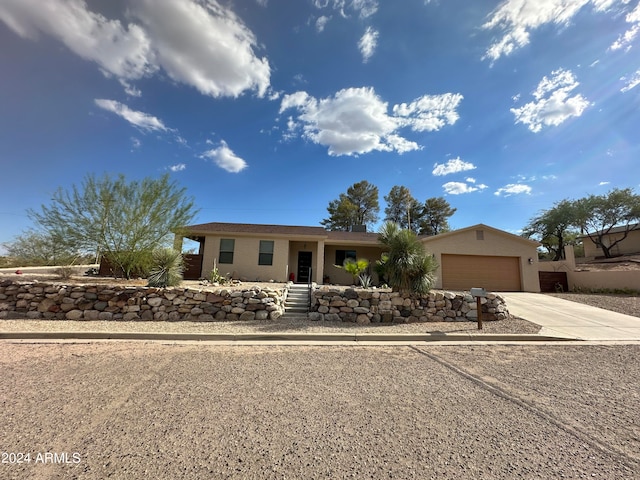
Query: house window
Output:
[[258, 240, 274, 265], [219, 239, 235, 264], [335, 249, 356, 266], [476, 230, 484, 241]]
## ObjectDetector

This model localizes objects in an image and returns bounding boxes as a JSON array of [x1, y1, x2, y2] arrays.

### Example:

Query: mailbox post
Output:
[[470, 287, 487, 330]]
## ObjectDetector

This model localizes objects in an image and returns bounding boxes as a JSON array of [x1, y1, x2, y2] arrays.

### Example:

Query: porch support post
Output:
[[316, 240, 325, 284]]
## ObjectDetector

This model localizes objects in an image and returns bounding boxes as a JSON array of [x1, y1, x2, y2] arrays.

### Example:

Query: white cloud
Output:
[[511, 69, 590, 132], [279, 87, 462, 156], [432, 157, 476, 176], [316, 15, 331, 32], [129, 0, 270, 98], [599, 181, 611, 185], [201, 140, 247, 173], [621, 69, 640, 92], [0, 0, 154, 79], [352, 0, 379, 17], [120, 80, 142, 97], [313, 0, 378, 18], [169, 163, 186, 172], [392, 93, 464, 132], [131, 137, 141, 149], [494, 183, 532, 196], [482, 0, 623, 62], [0, 0, 271, 98], [442, 181, 487, 195], [610, 2, 640, 51], [358, 27, 378, 62], [95, 99, 169, 132]]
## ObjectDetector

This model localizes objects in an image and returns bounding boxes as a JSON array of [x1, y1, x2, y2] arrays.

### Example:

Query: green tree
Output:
[[378, 222, 438, 294], [383, 186, 421, 232], [320, 180, 379, 231], [417, 197, 456, 236], [2, 229, 88, 266], [574, 188, 640, 258], [523, 199, 579, 261], [28, 173, 197, 279]]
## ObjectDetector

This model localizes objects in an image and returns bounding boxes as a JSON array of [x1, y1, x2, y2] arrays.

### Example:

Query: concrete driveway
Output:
[[501, 292, 640, 341]]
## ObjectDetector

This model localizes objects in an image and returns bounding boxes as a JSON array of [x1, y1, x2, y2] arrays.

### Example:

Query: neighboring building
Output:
[[580, 223, 640, 258], [175, 222, 541, 292]]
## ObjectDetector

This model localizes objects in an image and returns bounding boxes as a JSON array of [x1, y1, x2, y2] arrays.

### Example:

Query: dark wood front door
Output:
[[297, 251, 312, 283]]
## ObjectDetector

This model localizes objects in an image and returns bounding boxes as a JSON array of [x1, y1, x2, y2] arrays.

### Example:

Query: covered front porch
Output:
[[287, 240, 325, 284]]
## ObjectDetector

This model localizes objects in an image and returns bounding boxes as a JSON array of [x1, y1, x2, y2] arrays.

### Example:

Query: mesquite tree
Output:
[[28, 173, 197, 278]]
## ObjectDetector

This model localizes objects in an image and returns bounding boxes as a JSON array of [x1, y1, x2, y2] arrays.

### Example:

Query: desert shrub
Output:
[[147, 248, 184, 287], [571, 286, 639, 295], [210, 265, 231, 284], [55, 266, 74, 280], [338, 258, 369, 285]]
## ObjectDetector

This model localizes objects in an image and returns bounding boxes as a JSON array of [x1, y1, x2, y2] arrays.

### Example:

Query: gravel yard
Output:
[[0, 343, 638, 479], [547, 293, 640, 318], [0, 315, 541, 335]]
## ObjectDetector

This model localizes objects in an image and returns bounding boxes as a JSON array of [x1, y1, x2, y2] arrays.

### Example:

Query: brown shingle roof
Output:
[[180, 222, 383, 244], [182, 222, 328, 237], [326, 230, 380, 244]]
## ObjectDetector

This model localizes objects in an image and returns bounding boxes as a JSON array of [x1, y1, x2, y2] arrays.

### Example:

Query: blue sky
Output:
[[1, 0, 639, 252]]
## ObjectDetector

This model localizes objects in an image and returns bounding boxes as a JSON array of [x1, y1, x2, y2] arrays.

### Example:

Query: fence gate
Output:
[[539, 271, 568, 292]]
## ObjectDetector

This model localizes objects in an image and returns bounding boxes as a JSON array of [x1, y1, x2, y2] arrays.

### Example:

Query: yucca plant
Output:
[[378, 221, 438, 294], [147, 248, 184, 287]]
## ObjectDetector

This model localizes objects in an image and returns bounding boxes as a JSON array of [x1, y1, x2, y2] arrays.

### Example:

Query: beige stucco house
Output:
[[175, 222, 541, 292], [581, 223, 640, 258]]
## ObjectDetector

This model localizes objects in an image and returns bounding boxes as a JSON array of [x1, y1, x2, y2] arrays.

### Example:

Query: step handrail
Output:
[[307, 267, 312, 311]]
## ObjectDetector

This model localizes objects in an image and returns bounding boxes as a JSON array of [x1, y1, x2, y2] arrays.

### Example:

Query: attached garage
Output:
[[422, 224, 541, 292], [441, 254, 521, 291]]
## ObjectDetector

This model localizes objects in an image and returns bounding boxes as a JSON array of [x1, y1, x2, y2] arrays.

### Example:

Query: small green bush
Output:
[[210, 265, 231, 284], [338, 258, 369, 284], [147, 248, 184, 287]]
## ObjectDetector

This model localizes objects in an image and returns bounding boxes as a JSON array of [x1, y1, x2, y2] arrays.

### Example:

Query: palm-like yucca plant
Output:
[[378, 221, 437, 294], [147, 248, 184, 287], [340, 257, 369, 285]]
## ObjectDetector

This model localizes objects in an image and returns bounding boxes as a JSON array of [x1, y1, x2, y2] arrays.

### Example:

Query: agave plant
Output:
[[358, 273, 372, 288], [378, 221, 437, 294], [147, 248, 184, 287]]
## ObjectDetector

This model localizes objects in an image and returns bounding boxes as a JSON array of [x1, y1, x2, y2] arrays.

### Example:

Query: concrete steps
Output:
[[282, 284, 311, 318]]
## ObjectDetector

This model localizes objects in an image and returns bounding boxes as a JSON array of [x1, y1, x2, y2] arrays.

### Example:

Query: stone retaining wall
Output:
[[310, 287, 509, 324], [0, 280, 285, 321]]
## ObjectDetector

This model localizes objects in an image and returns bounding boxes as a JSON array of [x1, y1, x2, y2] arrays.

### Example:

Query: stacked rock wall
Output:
[[310, 287, 509, 324], [0, 280, 285, 321]]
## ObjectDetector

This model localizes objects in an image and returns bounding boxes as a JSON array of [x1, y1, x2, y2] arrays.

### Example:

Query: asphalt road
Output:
[[1, 343, 638, 479]]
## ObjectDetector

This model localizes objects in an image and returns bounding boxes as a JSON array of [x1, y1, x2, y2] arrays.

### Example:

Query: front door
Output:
[[297, 251, 312, 283]]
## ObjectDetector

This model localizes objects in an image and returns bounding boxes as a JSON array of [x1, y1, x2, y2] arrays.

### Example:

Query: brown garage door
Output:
[[441, 254, 521, 291]]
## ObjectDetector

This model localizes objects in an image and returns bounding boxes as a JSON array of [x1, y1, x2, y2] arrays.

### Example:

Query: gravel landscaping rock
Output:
[[547, 293, 639, 318], [0, 344, 637, 479]]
